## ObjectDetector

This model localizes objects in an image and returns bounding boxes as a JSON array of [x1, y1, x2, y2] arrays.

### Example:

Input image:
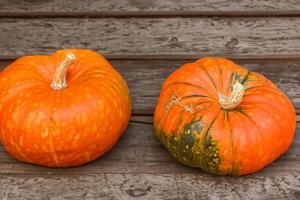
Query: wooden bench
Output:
[[0, 0, 299, 199]]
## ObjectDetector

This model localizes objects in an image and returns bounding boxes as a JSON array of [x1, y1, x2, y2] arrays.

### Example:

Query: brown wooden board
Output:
[[0, 121, 299, 199], [0, 18, 299, 58], [1, 59, 299, 115], [0, 0, 300, 17], [0, 119, 298, 174], [0, 173, 299, 200], [0, 0, 299, 198]]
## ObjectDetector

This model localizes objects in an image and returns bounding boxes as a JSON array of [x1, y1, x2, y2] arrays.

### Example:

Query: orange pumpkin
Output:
[[154, 57, 296, 175], [0, 49, 131, 167]]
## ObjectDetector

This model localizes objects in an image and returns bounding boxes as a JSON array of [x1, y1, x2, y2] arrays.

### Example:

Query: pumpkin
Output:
[[154, 57, 296, 175], [0, 49, 131, 167]]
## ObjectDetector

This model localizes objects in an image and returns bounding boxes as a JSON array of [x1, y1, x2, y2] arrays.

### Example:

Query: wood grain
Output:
[[0, 0, 300, 17], [0, 121, 299, 200], [1, 59, 299, 115], [115, 60, 300, 114], [0, 120, 298, 175], [0, 173, 299, 200], [0, 1, 299, 197], [0, 18, 299, 58], [0, 121, 299, 199]]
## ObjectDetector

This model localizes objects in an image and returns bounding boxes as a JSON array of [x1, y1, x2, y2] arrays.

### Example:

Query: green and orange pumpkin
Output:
[[154, 57, 296, 175], [0, 49, 131, 167]]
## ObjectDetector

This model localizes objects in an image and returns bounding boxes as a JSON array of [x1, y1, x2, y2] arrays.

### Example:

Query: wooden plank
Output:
[[0, 120, 298, 175], [116, 60, 300, 115], [0, 18, 299, 58], [0, 122, 298, 200], [0, 172, 299, 200], [1, 59, 300, 115], [0, 0, 300, 17]]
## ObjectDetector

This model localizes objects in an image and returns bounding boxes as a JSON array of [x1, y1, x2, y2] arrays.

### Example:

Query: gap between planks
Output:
[[1, 54, 300, 61], [130, 115, 300, 124]]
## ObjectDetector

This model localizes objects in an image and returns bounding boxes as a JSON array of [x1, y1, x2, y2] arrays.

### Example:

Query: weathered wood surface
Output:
[[0, 0, 300, 17], [1, 59, 299, 115], [0, 121, 299, 199], [0, 0, 299, 199], [0, 173, 299, 200], [0, 18, 299, 58], [0, 119, 299, 174]]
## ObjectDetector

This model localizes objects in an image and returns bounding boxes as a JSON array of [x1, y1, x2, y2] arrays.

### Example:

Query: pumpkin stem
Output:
[[218, 82, 245, 110], [50, 51, 76, 90]]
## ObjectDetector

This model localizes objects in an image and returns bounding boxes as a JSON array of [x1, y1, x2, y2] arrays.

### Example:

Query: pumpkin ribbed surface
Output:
[[154, 57, 296, 175], [0, 49, 131, 167]]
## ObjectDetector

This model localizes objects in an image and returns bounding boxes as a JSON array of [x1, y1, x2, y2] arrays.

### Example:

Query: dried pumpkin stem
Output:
[[218, 82, 245, 110], [50, 51, 76, 90]]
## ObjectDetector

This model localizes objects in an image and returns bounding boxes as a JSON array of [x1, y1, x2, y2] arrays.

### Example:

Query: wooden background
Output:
[[0, 0, 299, 199]]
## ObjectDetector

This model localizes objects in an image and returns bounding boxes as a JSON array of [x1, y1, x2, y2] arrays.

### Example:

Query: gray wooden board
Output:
[[0, 18, 299, 58], [0, 1, 299, 198], [0, 0, 299, 14], [0, 121, 299, 199], [0, 120, 298, 174], [1, 59, 299, 115], [0, 173, 299, 200]]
